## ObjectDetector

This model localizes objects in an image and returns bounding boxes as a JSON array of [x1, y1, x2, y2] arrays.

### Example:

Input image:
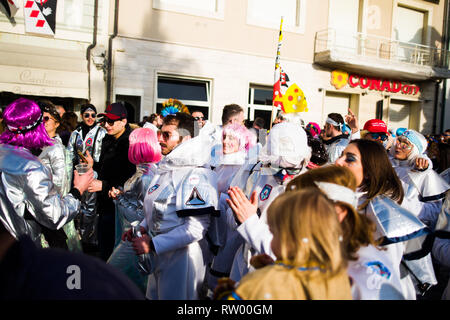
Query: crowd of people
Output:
[[0, 97, 449, 301]]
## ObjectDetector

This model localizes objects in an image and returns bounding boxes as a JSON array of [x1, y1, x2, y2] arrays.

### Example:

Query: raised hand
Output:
[[226, 186, 258, 224]]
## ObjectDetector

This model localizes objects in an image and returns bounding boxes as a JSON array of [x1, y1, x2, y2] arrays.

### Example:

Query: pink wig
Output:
[[0, 98, 53, 150], [222, 123, 257, 152], [128, 128, 162, 165]]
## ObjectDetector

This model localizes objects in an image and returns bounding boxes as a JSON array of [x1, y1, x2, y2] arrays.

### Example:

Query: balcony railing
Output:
[[315, 29, 450, 69]]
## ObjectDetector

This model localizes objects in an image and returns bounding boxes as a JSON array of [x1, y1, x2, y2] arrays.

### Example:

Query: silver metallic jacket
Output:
[[67, 124, 106, 165], [0, 144, 80, 245], [39, 135, 70, 196], [114, 163, 158, 246], [325, 136, 349, 163]]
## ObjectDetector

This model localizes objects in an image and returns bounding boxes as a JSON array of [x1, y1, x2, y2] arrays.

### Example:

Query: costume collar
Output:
[[323, 134, 349, 145]]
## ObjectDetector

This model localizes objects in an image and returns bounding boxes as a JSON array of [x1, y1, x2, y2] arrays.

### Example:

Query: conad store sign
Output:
[[330, 70, 420, 95]]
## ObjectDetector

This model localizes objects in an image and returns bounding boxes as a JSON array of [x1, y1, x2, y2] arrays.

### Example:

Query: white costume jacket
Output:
[[140, 135, 219, 300]]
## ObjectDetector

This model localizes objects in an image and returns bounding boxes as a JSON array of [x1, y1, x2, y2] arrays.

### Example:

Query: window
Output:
[[247, 0, 306, 34], [248, 85, 274, 129], [153, 0, 224, 20], [328, 0, 362, 51], [394, 4, 430, 63], [156, 76, 211, 120]]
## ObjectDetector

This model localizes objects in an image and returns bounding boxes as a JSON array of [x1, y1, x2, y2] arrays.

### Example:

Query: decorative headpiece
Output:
[[160, 98, 190, 117]]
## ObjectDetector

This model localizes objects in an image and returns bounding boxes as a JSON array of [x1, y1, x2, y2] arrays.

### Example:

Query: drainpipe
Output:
[[440, 0, 450, 133], [106, 0, 119, 106], [86, 0, 99, 102], [433, 79, 442, 134]]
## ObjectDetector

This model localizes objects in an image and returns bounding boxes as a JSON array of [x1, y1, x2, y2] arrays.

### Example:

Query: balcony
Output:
[[314, 29, 450, 82]]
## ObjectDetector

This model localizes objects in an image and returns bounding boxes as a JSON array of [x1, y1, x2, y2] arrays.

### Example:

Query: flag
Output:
[[273, 68, 308, 114], [0, 0, 19, 18], [272, 16, 308, 115], [23, 0, 57, 36]]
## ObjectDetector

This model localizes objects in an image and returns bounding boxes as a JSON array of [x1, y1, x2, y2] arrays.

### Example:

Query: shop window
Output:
[[248, 85, 273, 129], [156, 76, 211, 120]]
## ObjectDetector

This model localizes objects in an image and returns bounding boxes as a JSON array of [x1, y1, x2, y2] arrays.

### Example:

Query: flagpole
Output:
[[270, 16, 283, 130]]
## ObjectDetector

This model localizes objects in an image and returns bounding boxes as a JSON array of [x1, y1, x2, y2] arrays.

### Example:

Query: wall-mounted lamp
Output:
[[361, 91, 368, 96], [92, 51, 108, 72]]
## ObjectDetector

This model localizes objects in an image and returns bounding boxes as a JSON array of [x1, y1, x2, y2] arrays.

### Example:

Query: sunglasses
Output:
[[43, 116, 55, 122], [370, 133, 388, 141], [194, 117, 205, 121], [395, 139, 413, 150], [83, 113, 96, 118], [100, 118, 118, 126], [157, 130, 177, 141]]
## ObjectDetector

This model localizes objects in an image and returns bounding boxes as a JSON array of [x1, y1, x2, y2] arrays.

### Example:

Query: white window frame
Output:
[[155, 73, 212, 116], [246, 0, 307, 34], [152, 0, 225, 20], [248, 84, 275, 122]]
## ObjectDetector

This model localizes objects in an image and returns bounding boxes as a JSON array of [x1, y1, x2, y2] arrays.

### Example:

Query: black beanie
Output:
[[80, 103, 97, 115]]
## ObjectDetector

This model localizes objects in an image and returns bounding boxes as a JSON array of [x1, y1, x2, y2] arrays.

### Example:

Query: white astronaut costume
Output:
[[357, 192, 431, 299], [228, 122, 311, 282], [315, 182, 405, 300], [390, 130, 450, 296], [140, 134, 219, 300], [206, 137, 262, 291]]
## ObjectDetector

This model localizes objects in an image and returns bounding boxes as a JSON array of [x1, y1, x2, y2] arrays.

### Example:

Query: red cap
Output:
[[98, 102, 127, 120], [363, 119, 387, 133]]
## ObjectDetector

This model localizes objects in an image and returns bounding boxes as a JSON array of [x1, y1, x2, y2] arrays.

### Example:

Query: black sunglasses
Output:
[[194, 117, 205, 121], [83, 113, 96, 118], [100, 118, 118, 126]]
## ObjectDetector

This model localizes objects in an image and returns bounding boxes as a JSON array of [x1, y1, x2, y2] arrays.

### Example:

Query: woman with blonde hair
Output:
[[220, 188, 352, 300], [285, 165, 405, 299]]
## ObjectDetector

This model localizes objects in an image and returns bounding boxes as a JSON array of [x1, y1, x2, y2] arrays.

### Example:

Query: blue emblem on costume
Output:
[[259, 184, 272, 201], [366, 261, 391, 279], [148, 184, 160, 194]]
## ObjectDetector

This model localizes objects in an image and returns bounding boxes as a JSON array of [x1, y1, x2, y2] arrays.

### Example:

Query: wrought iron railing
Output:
[[315, 29, 450, 69]]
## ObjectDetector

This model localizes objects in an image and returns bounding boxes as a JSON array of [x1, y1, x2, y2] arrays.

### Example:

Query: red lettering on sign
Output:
[[360, 77, 370, 89], [369, 79, 381, 91], [349, 75, 359, 87]]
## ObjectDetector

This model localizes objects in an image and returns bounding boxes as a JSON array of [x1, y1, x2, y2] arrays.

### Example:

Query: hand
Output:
[[213, 278, 236, 300], [84, 150, 94, 168], [121, 226, 147, 242], [132, 234, 151, 255], [88, 179, 102, 193], [415, 157, 429, 171], [226, 186, 258, 224], [345, 108, 359, 133], [73, 168, 94, 194], [108, 186, 123, 199], [250, 254, 275, 269]]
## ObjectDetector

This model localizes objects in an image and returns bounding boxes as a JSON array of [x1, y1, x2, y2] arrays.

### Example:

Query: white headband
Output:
[[315, 181, 357, 209], [326, 117, 342, 130]]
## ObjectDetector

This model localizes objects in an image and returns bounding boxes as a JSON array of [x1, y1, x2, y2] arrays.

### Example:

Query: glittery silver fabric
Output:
[[0, 144, 80, 246]]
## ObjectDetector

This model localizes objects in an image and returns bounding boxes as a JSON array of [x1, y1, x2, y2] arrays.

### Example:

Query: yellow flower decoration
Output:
[[331, 70, 349, 90]]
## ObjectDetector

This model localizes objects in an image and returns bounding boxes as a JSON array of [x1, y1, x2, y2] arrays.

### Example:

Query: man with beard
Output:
[[322, 112, 349, 164], [125, 112, 219, 300], [67, 104, 106, 254]]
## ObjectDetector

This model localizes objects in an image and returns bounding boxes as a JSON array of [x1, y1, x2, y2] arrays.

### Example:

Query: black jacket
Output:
[[94, 125, 136, 216]]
